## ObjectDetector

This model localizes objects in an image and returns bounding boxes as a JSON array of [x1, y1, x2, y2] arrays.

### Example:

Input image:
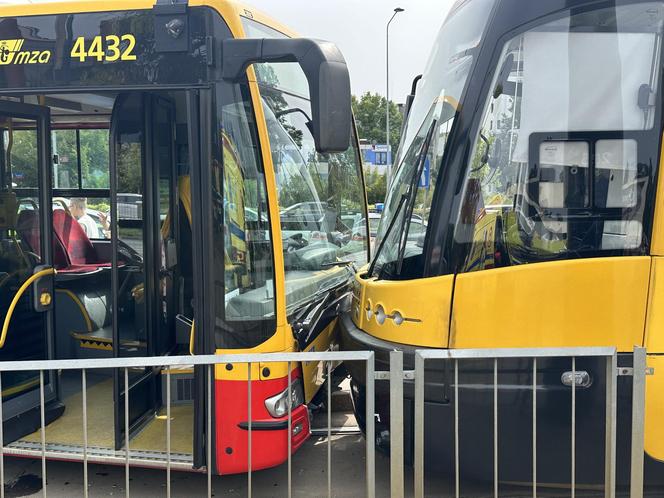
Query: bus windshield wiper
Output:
[[321, 259, 356, 268]]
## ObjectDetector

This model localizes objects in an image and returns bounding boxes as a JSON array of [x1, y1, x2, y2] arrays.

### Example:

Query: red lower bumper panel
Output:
[[215, 376, 310, 475]]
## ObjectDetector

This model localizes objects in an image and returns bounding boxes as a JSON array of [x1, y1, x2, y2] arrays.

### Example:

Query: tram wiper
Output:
[[368, 119, 437, 279], [395, 119, 437, 274], [366, 192, 408, 279]]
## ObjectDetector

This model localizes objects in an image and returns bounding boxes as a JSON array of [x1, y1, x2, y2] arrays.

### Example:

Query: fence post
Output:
[[366, 353, 376, 498], [413, 353, 424, 498], [389, 350, 404, 498], [630, 347, 647, 498], [604, 352, 617, 498]]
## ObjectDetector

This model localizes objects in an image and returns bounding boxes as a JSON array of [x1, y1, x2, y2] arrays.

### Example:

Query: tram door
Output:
[[0, 101, 62, 441], [110, 93, 178, 448]]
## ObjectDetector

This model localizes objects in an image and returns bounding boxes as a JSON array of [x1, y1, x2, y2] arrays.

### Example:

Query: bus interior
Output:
[[0, 85, 368, 470], [0, 90, 200, 463]]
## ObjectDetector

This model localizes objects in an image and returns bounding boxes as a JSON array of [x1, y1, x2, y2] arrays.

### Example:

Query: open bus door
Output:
[[0, 100, 63, 441], [109, 92, 180, 449]]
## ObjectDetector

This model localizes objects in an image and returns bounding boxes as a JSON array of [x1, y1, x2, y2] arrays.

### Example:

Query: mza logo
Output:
[[0, 39, 51, 65]]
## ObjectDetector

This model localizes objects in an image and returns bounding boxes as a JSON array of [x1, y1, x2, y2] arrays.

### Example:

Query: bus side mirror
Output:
[[222, 38, 352, 153]]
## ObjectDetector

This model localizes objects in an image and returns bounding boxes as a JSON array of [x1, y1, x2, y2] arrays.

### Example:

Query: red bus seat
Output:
[[51, 210, 111, 273], [16, 210, 69, 269], [17, 209, 111, 274], [52, 210, 99, 264]]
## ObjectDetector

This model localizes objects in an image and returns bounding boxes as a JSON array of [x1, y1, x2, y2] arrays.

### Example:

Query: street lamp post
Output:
[[386, 7, 404, 183]]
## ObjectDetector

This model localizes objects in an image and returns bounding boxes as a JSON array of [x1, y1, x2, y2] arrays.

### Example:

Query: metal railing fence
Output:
[[0, 350, 376, 498], [0, 346, 653, 498], [401, 346, 649, 498]]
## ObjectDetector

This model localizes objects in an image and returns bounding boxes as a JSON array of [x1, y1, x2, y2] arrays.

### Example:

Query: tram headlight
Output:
[[265, 378, 305, 418]]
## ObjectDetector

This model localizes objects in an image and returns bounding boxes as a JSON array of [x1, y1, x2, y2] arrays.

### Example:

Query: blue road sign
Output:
[[419, 158, 430, 188]]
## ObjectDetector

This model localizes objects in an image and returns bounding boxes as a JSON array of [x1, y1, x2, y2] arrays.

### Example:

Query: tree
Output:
[[79, 129, 110, 189], [352, 93, 402, 206], [9, 130, 38, 188], [117, 142, 142, 194], [364, 167, 387, 205], [352, 92, 403, 154], [255, 64, 304, 148]]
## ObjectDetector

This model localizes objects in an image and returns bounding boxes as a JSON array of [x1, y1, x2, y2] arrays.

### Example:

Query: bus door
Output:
[[0, 100, 63, 442], [152, 96, 178, 357], [110, 92, 179, 448]]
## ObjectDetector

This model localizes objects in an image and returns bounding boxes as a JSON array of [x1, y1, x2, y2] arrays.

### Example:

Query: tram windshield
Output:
[[370, 0, 496, 279]]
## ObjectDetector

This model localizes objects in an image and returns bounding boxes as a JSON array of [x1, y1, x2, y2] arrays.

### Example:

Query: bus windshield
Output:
[[261, 73, 367, 313], [370, 0, 495, 279], [245, 18, 368, 314]]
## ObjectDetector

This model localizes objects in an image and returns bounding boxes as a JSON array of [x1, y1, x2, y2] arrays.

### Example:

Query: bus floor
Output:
[[18, 370, 193, 455]]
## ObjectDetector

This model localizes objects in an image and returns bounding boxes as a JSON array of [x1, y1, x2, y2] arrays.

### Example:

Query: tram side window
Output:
[[456, 2, 664, 272]]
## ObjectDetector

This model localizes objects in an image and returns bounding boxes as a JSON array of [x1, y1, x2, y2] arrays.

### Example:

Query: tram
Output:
[[341, 0, 664, 485]]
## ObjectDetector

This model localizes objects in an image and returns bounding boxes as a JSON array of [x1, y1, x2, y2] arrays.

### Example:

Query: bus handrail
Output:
[[189, 320, 195, 355], [0, 267, 56, 348]]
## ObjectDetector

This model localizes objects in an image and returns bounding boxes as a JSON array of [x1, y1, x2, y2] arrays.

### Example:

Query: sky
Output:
[[249, 0, 454, 103]]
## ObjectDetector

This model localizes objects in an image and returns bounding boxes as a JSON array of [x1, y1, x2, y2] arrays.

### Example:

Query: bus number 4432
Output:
[[70, 35, 137, 62]]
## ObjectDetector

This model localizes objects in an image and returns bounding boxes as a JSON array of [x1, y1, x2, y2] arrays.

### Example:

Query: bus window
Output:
[[52, 129, 109, 190], [456, 2, 663, 272], [213, 85, 276, 350], [52, 130, 77, 189], [80, 129, 110, 189], [8, 127, 38, 189], [0, 115, 47, 405], [52, 127, 111, 241]]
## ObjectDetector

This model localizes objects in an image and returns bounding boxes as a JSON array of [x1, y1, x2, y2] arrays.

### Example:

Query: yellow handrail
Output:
[[0, 268, 56, 349], [189, 320, 196, 356]]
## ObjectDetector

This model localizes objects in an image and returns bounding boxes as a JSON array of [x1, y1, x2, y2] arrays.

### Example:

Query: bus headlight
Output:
[[265, 379, 305, 418]]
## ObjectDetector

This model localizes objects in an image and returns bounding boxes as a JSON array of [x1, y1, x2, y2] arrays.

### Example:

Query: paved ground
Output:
[[2, 388, 662, 497], [3, 427, 658, 498], [3, 433, 380, 497], [3, 444, 660, 498]]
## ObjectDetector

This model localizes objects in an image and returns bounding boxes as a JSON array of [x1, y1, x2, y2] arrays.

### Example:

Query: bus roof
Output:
[[0, 0, 298, 39]]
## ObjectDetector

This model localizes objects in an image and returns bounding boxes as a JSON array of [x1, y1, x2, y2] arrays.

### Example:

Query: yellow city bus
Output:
[[0, 0, 368, 474], [340, 0, 664, 486]]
